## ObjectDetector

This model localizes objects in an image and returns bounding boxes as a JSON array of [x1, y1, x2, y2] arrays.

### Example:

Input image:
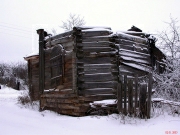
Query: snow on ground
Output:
[[0, 86, 180, 135]]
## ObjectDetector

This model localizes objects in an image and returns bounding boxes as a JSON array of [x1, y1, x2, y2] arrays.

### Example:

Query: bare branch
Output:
[[60, 13, 86, 31]]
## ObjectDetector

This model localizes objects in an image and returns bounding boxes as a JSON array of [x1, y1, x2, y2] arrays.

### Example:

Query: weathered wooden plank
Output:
[[80, 30, 112, 37], [79, 88, 114, 95], [119, 55, 150, 65], [78, 81, 117, 89], [45, 30, 73, 42], [78, 73, 118, 82], [117, 82, 122, 113], [121, 31, 147, 37], [77, 57, 113, 64], [119, 64, 147, 76], [78, 68, 118, 75], [76, 42, 115, 48], [77, 47, 116, 53], [121, 62, 152, 73], [42, 93, 77, 98], [77, 36, 112, 43], [119, 44, 149, 54], [134, 75, 138, 114], [73, 26, 111, 31], [77, 51, 117, 58], [116, 32, 148, 44], [119, 49, 150, 60], [50, 36, 74, 46], [78, 63, 117, 69], [139, 83, 147, 118], [147, 73, 152, 119], [78, 94, 116, 102], [123, 75, 127, 115], [128, 79, 133, 114], [117, 39, 148, 48]]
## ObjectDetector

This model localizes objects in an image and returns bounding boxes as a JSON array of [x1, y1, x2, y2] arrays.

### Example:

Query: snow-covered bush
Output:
[[153, 57, 180, 102]]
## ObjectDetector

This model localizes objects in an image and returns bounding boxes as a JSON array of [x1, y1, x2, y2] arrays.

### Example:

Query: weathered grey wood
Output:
[[78, 63, 117, 69], [139, 83, 147, 118], [116, 32, 148, 44], [128, 79, 133, 114], [76, 42, 115, 48], [77, 51, 117, 58], [77, 47, 116, 53], [123, 75, 127, 115], [45, 30, 73, 42], [119, 55, 150, 65], [78, 68, 118, 75], [119, 65, 148, 76], [78, 73, 118, 82], [134, 75, 138, 112], [77, 36, 112, 43], [122, 31, 147, 37], [121, 62, 152, 73], [80, 30, 112, 37], [117, 82, 122, 113], [73, 26, 111, 31], [147, 73, 152, 119], [78, 81, 117, 89], [117, 39, 148, 48], [79, 88, 114, 95], [77, 57, 113, 64], [37, 29, 45, 95], [119, 49, 150, 60], [119, 44, 148, 54]]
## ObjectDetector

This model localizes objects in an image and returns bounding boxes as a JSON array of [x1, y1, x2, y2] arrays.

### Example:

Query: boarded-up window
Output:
[[50, 44, 64, 88]]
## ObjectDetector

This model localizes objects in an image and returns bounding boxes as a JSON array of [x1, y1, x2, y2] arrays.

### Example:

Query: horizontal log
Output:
[[77, 47, 116, 53], [45, 31, 73, 42], [118, 44, 149, 54], [119, 64, 147, 76], [73, 26, 111, 31], [120, 31, 147, 37], [41, 93, 77, 98], [77, 73, 118, 82], [119, 49, 150, 60], [76, 42, 116, 48], [119, 55, 150, 65], [116, 39, 148, 48], [77, 51, 117, 58], [79, 30, 112, 37], [48, 36, 74, 46], [77, 63, 117, 69], [78, 81, 117, 89], [78, 68, 118, 74], [121, 62, 152, 73], [77, 57, 114, 64], [116, 32, 148, 44], [78, 94, 116, 102], [79, 88, 114, 95], [77, 36, 113, 43]]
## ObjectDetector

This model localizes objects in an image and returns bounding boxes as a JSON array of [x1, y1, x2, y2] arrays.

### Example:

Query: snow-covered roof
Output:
[[24, 52, 39, 61]]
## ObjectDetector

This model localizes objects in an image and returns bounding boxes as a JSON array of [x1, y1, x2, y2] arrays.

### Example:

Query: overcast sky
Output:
[[0, 0, 180, 63]]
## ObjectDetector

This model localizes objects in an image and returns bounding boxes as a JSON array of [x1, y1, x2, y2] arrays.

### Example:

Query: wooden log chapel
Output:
[[24, 26, 165, 118]]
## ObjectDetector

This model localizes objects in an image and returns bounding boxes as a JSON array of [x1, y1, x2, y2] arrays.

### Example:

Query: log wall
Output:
[[25, 26, 164, 117], [27, 56, 39, 101]]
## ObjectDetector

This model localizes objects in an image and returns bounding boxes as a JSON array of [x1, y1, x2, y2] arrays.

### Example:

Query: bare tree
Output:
[[60, 13, 86, 31], [0, 63, 7, 77], [157, 17, 180, 59], [153, 17, 180, 102]]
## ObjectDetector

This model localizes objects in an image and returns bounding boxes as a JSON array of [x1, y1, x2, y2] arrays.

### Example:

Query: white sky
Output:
[[0, 0, 180, 63]]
